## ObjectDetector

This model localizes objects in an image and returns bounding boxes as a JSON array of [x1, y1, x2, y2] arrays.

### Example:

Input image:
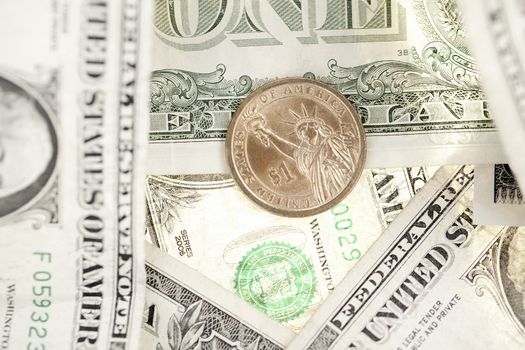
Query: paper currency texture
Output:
[[0, 0, 150, 349], [147, 0, 505, 174], [145, 167, 437, 332], [288, 166, 525, 349], [141, 243, 295, 349], [463, 0, 525, 192], [474, 164, 525, 226]]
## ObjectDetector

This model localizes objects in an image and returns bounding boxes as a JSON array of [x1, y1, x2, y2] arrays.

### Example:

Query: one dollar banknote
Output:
[[145, 167, 437, 332], [147, 0, 505, 173]]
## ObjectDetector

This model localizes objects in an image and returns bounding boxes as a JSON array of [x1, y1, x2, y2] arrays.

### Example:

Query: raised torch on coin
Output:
[[226, 78, 366, 217]]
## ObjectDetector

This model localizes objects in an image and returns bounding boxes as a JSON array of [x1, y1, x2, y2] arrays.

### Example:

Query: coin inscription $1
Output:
[[226, 78, 366, 217]]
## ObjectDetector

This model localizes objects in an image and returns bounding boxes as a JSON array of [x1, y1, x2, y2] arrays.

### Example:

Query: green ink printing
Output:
[[234, 241, 316, 322]]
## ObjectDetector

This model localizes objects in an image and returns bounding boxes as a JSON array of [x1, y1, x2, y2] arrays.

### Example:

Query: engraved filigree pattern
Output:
[[306, 325, 338, 350], [463, 229, 525, 337], [149, 85, 493, 142], [148, 0, 490, 143], [464, 237, 500, 296], [146, 265, 283, 350], [413, 0, 442, 42], [437, 0, 465, 40], [197, 331, 259, 350], [320, 49, 478, 95], [418, 42, 478, 89], [325, 59, 454, 99], [412, 0, 479, 89], [494, 164, 524, 204], [150, 65, 253, 109], [165, 174, 232, 183], [147, 176, 204, 234], [155, 300, 261, 350], [149, 53, 491, 143]]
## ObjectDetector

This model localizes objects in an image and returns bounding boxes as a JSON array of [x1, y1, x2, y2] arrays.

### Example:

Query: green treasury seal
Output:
[[234, 241, 316, 321]]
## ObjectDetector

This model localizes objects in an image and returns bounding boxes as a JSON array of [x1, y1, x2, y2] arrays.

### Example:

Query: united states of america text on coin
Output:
[[226, 78, 366, 217]]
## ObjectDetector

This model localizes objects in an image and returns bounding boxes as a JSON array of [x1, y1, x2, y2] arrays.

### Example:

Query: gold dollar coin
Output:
[[226, 78, 366, 217]]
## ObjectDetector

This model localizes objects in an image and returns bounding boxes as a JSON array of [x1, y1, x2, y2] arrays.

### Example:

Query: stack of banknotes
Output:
[[1, 1, 524, 349]]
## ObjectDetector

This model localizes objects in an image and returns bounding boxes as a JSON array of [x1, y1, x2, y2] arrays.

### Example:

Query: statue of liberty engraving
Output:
[[247, 104, 359, 203]]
